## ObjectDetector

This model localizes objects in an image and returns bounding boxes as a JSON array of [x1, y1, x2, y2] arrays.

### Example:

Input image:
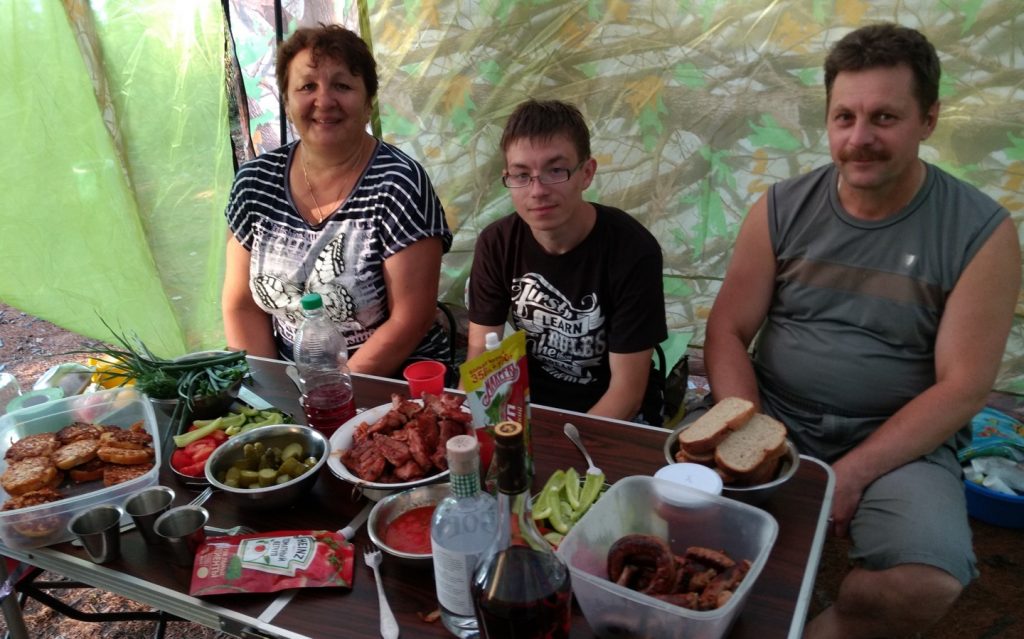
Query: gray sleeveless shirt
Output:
[[754, 163, 1007, 425]]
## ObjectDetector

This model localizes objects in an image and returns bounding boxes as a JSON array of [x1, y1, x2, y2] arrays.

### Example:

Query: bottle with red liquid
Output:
[[293, 293, 356, 437], [472, 421, 572, 638]]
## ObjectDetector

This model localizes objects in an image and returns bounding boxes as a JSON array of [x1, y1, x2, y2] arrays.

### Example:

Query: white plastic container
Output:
[[0, 387, 160, 549], [556, 475, 778, 639]]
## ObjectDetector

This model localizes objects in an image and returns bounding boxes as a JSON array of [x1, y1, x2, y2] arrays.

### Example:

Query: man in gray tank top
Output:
[[705, 23, 1019, 638]]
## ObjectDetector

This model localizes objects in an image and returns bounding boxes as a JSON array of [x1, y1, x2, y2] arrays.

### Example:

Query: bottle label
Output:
[[432, 546, 480, 616]]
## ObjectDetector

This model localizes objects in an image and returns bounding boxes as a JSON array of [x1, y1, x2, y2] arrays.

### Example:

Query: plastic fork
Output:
[[364, 545, 399, 638], [564, 422, 603, 476]]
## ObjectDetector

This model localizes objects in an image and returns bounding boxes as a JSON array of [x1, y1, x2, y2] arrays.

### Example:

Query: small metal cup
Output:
[[68, 504, 124, 563], [124, 486, 175, 544], [154, 505, 208, 567]]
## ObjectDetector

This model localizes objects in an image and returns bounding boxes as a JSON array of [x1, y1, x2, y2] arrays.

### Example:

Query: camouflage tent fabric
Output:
[[2, 0, 1022, 391]]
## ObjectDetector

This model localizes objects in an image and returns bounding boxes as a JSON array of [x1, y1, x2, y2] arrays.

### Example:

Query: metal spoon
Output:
[[563, 422, 602, 476]]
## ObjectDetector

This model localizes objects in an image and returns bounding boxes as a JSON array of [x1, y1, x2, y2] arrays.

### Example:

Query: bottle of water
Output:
[[431, 434, 497, 638], [293, 293, 356, 437]]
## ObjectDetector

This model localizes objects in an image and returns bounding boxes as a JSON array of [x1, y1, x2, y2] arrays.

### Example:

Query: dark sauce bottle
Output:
[[472, 421, 572, 638]]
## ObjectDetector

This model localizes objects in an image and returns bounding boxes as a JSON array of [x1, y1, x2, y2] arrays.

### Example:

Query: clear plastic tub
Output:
[[0, 387, 160, 549], [556, 475, 778, 639]]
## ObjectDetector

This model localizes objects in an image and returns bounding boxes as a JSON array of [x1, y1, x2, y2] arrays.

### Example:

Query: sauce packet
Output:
[[189, 530, 354, 596], [459, 330, 531, 486]]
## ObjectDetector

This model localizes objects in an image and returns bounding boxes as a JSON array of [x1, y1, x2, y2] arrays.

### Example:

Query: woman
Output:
[[222, 24, 451, 376]]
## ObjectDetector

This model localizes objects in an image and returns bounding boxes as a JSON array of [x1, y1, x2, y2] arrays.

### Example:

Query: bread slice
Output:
[[674, 446, 716, 466], [714, 413, 787, 479], [677, 397, 755, 454]]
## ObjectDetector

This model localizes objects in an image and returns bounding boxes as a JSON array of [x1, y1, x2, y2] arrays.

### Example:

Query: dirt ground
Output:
[[0, 301, 1021, 638]]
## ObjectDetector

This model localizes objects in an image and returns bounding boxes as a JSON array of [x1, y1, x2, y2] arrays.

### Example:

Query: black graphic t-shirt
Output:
[[468, 204, 666, 415]]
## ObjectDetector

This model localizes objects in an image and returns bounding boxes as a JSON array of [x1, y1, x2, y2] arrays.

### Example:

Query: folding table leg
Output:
[[0, 559, 30, 639]]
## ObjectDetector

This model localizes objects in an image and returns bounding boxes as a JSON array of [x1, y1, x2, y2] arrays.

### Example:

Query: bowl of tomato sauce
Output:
[[367, 482, 449, 566]]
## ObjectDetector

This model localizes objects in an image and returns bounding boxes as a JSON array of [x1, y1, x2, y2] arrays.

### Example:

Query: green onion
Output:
[[73, 320, 249, 408]]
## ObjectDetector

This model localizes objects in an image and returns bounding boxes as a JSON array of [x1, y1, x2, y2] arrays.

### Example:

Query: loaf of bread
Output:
[[676, 397, 755, 454], [714, 413, 788, 480]]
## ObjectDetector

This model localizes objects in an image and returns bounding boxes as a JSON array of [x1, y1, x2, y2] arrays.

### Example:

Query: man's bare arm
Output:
[[466, 322, 505, 362], [828, 218, 1020, 536], [589, 349, 653, 421], [705, 194, 778, 409]]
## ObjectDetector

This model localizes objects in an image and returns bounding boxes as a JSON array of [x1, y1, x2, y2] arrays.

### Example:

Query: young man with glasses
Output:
[[467, 99, 667, 423]]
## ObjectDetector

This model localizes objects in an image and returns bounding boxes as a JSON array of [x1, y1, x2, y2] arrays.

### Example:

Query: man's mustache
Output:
[[839, 148, 891, 162]]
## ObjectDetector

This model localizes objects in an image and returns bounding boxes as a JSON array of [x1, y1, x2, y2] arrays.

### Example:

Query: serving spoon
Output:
[[563, 422, 602, 476]]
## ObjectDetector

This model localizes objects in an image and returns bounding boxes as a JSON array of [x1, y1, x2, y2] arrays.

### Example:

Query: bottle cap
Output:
[[484, 332, 500, 350], [446, 435, 479, 475], [300, 293, 323, 311], [493, 421, 522, 440]]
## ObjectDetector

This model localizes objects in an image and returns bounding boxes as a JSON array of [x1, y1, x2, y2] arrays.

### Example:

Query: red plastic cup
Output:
[[402, 360, 447, 399]]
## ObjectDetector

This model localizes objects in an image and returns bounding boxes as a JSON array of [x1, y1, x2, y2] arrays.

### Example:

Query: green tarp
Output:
[[2, 0, 1022, 391]]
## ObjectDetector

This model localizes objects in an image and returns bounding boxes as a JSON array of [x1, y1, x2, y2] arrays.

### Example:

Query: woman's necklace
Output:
[[300, 142, 364, 224]]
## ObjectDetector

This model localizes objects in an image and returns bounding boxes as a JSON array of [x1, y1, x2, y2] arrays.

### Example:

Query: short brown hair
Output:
[[275, 24, 378, 103], [500, 99, 591, 162], [824, 23, 940, 116]]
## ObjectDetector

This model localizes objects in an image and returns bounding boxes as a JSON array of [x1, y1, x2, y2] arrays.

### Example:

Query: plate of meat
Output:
[[327, 393, 473, 500]]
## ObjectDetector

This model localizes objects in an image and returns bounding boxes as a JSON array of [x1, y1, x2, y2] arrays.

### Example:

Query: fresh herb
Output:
[[76, 321, 249, 408]]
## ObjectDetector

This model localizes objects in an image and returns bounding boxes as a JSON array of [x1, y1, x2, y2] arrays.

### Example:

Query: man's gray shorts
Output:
[[850, 455, 977, 586], [756, 386, 978, 586]]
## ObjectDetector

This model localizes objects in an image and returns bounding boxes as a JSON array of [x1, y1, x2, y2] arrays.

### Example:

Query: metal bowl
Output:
[[367, 482, 449, 566], [663, 422, 799, 505], [204, 424, 328, 509]]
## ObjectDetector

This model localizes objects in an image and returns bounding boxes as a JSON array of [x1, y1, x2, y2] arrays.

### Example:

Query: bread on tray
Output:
[[676, 397, 755, 454], [674, 398, 789, 487], [714, 413, 788, 481]]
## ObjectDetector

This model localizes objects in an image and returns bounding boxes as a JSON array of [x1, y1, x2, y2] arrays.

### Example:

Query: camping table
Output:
[[0, 356, 834, 638]]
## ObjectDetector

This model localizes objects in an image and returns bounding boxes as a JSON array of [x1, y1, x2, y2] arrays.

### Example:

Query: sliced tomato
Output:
[[180, 460, 207, 477], [170, 449, 192, 472], [184, 436, 218, 458], [190, 446, 216, 465], [206, 429, 228, 443]]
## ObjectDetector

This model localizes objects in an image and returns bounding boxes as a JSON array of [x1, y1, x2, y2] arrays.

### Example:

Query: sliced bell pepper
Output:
[[574, 471, 606, 520], [564, 467, 581, 509]]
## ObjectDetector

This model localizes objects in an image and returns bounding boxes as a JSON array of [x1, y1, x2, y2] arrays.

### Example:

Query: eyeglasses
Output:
[[502, 160, 586, 188]]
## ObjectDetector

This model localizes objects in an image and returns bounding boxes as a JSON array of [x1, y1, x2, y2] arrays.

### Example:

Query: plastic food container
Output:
[[964, 480, 1024, 529], [0, 387, 160, 549], [556, 475, 778, 639]]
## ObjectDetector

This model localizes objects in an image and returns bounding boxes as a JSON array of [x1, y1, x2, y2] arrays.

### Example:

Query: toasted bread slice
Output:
[[730, 455, 783, 487], [674, 446, 716, 466], [1, 456, 61, 496], [4, 433, 60, 461], [69, 458, 107, 483], [51, 439, 101, 470], [103, 462, 154, 487], [714, 413, 788, 480], [677, 397, 755, 454]]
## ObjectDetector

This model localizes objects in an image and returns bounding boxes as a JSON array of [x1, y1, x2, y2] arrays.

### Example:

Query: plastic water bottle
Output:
[[293, 293, 356, 437]]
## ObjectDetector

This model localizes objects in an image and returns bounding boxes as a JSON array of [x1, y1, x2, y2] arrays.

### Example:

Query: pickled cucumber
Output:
[[216, 438, 317, 489]]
